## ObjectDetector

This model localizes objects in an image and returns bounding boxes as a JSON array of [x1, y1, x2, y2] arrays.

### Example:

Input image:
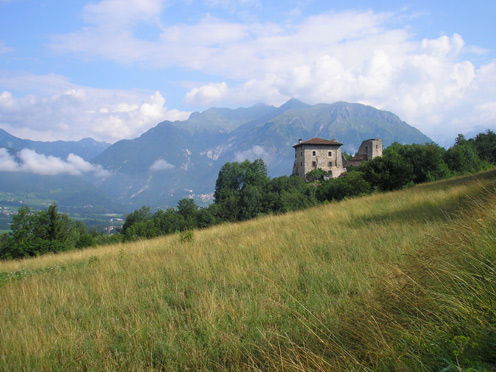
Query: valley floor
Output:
[[1, 170, 496, 371]]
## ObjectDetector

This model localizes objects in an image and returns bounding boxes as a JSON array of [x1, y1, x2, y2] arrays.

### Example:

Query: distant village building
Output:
[[292, 138, 346, 180], [292, 137, 383, 181]]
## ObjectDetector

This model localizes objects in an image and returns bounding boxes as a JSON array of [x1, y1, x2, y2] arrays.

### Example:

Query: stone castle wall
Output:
[[293, 144, 344, 179]]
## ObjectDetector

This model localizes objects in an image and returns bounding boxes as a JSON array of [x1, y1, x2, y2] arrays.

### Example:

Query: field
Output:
[[1, 170, 496, 371]]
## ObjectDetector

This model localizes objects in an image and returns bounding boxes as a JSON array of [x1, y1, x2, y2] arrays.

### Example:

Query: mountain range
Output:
[[0, 128, 110, 161], [1, 99, 432, 211]]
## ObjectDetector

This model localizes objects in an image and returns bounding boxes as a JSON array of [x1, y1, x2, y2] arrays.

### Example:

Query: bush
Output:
[[305, 168, 329, 182], [179, 230, 194, 243]]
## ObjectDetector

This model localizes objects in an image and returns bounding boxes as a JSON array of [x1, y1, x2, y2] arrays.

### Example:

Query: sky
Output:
[[0, 0, 495, 148]]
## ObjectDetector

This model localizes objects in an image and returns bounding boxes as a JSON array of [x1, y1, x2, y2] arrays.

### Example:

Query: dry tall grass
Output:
[[1, 170, 495, 371]]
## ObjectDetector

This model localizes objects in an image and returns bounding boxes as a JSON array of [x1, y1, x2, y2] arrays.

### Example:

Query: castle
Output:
[[292, 137, 383, 181]]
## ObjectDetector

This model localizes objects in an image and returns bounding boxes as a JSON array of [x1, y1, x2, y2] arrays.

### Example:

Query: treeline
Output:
[[1, 130, 495, 259], [119, 130, 496, 241], [119, 158, 317, 241], [317, 131, 494, 201], [0, 204, 119, 259]]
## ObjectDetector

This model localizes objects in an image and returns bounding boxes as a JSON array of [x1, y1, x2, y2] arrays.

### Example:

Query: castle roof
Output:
[[293, 137, 342, 148]]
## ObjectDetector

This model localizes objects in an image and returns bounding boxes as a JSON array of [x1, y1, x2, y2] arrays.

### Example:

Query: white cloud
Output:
[[150, 159, 175, 171], [17, 5, 496, 145], [0, 148, 19, 171], [0, 74, 191, 142], [234, 145, 270, 162], [0, 148, 111, 177], [184, 82, 229, 105], [184, 31, 495, 146]]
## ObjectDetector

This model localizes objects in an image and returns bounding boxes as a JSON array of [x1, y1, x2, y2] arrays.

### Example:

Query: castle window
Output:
[[328, 162, 332, 167], [295, 153, 297, 158], [312, 151, 316, 156], [328, 151, 332, 156], [300, 162, 302, 166], [312, 161, 317, 168]]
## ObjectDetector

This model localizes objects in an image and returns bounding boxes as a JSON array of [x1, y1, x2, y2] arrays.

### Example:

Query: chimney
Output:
[[298, 138, 302, 144]]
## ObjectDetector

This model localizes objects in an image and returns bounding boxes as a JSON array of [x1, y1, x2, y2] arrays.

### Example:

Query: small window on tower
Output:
[[312, 151, 316, 156], [312, 161, 317, 168], [328, 162, 332, 167], [328, 151, 332, 156]]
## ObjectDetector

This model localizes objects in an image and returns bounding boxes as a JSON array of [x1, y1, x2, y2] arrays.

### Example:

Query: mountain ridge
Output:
[[0, 128, 111, 161], [91, 100, 432, 208]]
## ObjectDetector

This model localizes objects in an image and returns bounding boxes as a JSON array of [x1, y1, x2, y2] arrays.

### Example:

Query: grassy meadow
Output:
[[1, 170, 496, 371]]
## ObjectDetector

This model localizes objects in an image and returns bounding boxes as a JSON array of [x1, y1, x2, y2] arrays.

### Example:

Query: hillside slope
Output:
[[1, 170, 495, 371]]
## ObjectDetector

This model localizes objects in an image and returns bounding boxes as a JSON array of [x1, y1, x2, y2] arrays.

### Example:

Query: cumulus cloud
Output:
[[234, 145, 270, 162], [184, 32, 495, 146], [149, 159, 174, 171], [17, 4, 496, 145], [184, 82, 229, 106], [0, 148, 111, 177], [0, 74, 190, 142]]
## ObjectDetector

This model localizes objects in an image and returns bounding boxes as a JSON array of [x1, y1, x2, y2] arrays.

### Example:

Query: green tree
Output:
[[177, 198, 199, 229], [214, 159, 269, 222], [360, 147, 414, 191], [391, 143, 450, 183], [444, 138, 486, 174], [239, 184, 264, 220], [1, 204, 75, 258], [153, 208, 184, 235], [122, 206, 153, 237], [305, 168, 328, 182], [473, 129, 496, 164], [316, 171, 371, 202]]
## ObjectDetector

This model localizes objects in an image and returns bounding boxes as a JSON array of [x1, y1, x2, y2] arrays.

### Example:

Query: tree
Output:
[[239, 184, 264, 220], [392, 143, 450, 183], [214, 159, 269, 222], [1, 204, 75, 258], [177, 198, 199, 230], [153, 208, 185, 235], [305, 168, 328, 182], [214, 162, 243, 203], [474, 129, 496, 164], [444, 140, 485, 174], [360, 147, 414, 191], [122, 206, 153, 236], [316, 171, 371, 202]]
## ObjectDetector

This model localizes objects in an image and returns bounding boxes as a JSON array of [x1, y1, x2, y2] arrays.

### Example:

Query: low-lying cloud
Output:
[[149, 159, 175, 171], [0, 148, 111, 177], [234, 145, 270, 163]]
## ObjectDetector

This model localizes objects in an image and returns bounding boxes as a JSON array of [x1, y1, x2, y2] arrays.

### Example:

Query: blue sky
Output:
[[0, 0, 495, 147]]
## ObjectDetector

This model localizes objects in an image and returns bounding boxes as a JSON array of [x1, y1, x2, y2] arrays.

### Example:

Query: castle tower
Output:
[[292, 137, 346, 181], [343, 138, 383, 168], [357, 139, 383, 159]]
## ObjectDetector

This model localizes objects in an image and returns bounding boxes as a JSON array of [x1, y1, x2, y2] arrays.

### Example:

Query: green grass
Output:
[[1, 170, 496, 371]]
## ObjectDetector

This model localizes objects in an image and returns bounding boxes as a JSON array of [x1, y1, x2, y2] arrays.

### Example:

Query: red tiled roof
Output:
[[293, 137, 342, 148]]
